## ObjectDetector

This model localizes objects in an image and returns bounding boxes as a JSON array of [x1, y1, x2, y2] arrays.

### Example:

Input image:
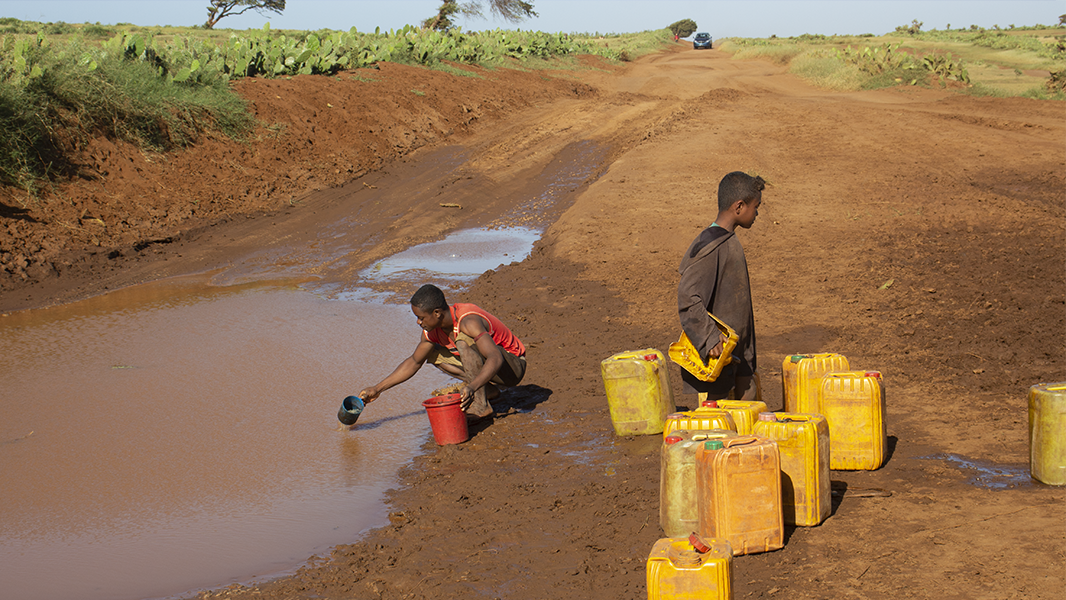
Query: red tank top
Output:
[[424, 303, 525, 358]]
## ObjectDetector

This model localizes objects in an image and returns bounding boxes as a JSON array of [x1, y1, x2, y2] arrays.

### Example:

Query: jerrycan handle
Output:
[[722, 435, 760, 448]]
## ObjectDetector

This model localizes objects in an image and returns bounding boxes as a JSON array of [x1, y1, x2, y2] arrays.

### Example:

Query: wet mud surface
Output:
[[2, 43, 1064, 599]]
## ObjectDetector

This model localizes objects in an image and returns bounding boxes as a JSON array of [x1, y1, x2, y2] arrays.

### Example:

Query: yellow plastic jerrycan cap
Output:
[[757, 412, 777, 422], [701, 400, 719, 408], [704, 440, 724, 451], [664, 435, 684, 445]]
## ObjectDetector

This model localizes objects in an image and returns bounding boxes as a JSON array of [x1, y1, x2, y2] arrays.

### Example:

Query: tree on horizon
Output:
[[204, 0, 286, 29], [423, 0, 537, 31], [669, 19, 697, 38]]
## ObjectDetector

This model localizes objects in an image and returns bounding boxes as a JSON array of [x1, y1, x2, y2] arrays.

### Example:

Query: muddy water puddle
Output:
[[918, 453, 1033, 489], [1, 137, 609, 599], [0, 277, 453, 600], [361, 226, 539, 286], [0, 225, 544, 600]]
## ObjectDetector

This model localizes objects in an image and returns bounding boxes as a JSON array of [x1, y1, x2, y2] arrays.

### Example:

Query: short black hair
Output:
[[410, 284, 448, 312], [718, 171, 766, 212]]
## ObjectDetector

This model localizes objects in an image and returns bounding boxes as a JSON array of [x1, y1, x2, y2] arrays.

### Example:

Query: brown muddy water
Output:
[[0, 276, 455, 600], [0, 227, 538, 600], [0, 136, 607, 600]]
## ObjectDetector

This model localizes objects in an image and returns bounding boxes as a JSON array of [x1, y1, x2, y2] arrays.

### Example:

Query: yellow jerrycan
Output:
[[601, 348, 676, 436], [700, 399, 768, 435], [696, 436, 784, 556], [752, 412, 831, 526], [1028, 382, 1066, 486], [661, 429, 738, 538], [820, 371, 887, 470], [782, 353, 850, 413], [663, 409, 737, 439], [646, 534, 733, 600]]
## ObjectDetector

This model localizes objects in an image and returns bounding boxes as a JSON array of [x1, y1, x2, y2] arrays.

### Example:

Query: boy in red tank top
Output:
[[358, 284, 527, 421]]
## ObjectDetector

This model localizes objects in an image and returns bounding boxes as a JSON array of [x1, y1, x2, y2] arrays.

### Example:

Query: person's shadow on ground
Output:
[[468, 384, 552, 435]]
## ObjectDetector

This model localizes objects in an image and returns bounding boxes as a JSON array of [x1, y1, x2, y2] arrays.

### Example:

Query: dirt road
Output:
[[4, 43, 1064, 599]]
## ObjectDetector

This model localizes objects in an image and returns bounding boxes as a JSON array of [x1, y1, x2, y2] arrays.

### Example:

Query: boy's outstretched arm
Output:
[[358, 339, 435, 402]]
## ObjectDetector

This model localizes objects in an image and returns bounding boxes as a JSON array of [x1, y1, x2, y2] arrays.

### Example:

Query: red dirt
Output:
[[2, 44, 1064, 599]]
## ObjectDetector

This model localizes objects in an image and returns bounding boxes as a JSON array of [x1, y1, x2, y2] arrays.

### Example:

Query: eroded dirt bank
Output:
[[0, 59, 599, 310], [3, 43, 1064, 599]]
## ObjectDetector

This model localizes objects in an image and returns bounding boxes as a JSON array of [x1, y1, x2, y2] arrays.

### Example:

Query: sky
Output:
[[0, 1, 1061, 38]]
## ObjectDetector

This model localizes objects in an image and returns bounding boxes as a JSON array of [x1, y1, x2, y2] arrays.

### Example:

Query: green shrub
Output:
[[789, 53, 867, 90], [0, 34, 252, 192], [41, 22, 76, 36], [731, 43, 806, 65], [81, 24, 115, 39], [1046, 69, 1066, 93]]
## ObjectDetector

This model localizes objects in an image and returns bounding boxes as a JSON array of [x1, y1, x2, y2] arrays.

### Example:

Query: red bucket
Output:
[[421, 393, 469, 445]]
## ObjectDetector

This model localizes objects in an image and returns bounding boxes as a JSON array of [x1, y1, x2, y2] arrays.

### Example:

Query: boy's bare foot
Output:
[[463, 384, 493, 420], [485, 383, 500, 401], [465, 407, 494, 423]]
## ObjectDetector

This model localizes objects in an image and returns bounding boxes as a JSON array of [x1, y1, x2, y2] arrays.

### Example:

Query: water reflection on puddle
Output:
[[918, 453, 1033, 489], [364, 227, 539, 283], [0, 277, 451, 600]]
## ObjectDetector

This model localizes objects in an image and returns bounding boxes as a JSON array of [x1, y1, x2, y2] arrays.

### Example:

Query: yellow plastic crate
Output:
[[668, 313, 738, 383]]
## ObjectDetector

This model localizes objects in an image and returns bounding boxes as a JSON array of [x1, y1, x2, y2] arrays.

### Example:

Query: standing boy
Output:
[[358, 284, 526, 421], [677, 171, 764, 401]]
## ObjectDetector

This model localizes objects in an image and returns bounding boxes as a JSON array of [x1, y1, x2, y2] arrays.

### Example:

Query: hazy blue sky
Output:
[[1, 1, 1061, 38]]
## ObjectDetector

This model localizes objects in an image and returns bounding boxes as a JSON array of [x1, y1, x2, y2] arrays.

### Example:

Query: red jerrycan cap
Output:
[[865, 371, 882, 378], [701, 400, 719, 408], [688, 533, 711, 554], [664, 435, 684, 445]]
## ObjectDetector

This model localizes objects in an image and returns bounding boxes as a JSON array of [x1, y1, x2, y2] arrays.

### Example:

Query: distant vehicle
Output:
[[693, 32, 713, 50]]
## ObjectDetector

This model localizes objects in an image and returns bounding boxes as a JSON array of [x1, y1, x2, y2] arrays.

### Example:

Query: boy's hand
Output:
[[358, 387, 380, 403], [706, 332, 728, 360], [458, 384, 474, 410]]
